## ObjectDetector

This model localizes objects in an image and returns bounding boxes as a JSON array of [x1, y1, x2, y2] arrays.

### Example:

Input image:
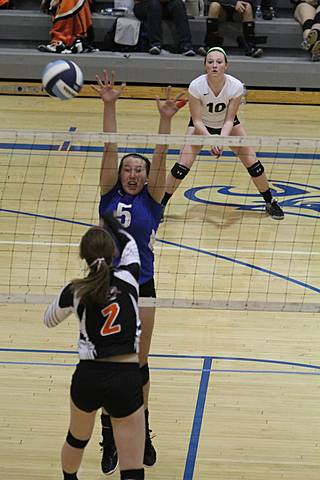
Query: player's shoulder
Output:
[[225, 74, 243, 89], [189, 74, 207, 89]]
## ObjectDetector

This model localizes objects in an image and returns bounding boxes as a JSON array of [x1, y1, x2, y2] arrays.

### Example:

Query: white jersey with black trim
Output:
[[188, 74, 244, 129], [44, 216, 142, 360]]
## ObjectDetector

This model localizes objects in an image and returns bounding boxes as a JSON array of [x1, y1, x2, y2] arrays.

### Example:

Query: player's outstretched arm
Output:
[[148, 86, 186, 202], [91, 70, 126, 196]]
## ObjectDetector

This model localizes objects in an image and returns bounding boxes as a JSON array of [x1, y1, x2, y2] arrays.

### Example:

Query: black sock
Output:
[[101, 413, 114, 445], [120, 468, 144, 479], [63, 472, 78, 480], [145, 409, 149, 432], [261, 189, 272, 204], [161, 192, 172, 207]]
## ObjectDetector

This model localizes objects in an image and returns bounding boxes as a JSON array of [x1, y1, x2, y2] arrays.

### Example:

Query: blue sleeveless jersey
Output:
[[99, 182, 162, 285]]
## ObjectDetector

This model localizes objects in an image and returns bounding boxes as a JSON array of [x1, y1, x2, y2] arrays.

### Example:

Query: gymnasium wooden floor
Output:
[[1, 94, 320, 480]]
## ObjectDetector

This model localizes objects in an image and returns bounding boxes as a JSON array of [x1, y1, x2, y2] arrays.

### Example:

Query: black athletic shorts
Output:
[[188, 116, 240, 134], [71, 360, 143, 417], [139, 277, 156, 298]]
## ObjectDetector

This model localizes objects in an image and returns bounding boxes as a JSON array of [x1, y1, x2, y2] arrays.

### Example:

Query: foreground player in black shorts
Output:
[[44, 213, 145, 480]]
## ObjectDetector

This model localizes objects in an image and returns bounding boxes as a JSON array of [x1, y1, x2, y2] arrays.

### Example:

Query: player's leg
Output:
[[100, 282, 157, 471], [230, 124, 284, 220], [112, 406, 145, 479], [61, 398, 96, 480], [161, 126, 201, 217], [103, 362, 145, 479], [138, 304, 157, 467]]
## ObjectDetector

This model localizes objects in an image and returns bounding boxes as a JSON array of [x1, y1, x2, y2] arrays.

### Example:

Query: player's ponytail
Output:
[[72, 226, 114, 305]]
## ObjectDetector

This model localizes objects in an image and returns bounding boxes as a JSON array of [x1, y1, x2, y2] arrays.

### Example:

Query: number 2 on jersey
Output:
[[100, 303, 121, 336]]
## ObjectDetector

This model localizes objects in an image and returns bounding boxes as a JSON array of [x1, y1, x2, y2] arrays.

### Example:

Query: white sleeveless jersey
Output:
[[188, 74, 244, 129]]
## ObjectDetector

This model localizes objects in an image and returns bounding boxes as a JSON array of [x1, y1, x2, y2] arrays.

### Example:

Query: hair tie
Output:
[[89, 257, 105, 271]]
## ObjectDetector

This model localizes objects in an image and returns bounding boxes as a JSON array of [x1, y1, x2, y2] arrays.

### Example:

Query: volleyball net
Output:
[[1, 130, 320, 311]]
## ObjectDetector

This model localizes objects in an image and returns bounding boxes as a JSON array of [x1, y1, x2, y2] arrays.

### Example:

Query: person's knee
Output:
[[208, 1, 221, 17], [247, 160, 265, 178], [66, 430, 90, 449]]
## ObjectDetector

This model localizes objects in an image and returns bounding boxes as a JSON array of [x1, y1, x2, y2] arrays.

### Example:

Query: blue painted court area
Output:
[[1, 347, 319, 480]]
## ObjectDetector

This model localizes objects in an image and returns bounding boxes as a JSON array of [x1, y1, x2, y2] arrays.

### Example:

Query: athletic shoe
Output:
[[307, 28, 319, 48], [301, 39, 311, 51], [37, 41, 68, 53], [247, 46, 263, 57], [197, 46, 207, 57], [262, 7, 273, 20], [149, 45, 161, 55], [100, 441, 118, 475], [265, 199, 284, 220], [144, 430, 157, 467], [182, 47, 196, 56], [311, 40, 320, 62]]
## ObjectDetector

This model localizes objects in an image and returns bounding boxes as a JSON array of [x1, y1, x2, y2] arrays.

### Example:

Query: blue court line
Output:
[[60, 127, 77, 151], [1, 348, 320, 370], [183, 357, 212, 480], [158, 237, 320, 294], [0, 360, 320, 376], [1, 142, 320, 160], [1, 207, 320, 293]]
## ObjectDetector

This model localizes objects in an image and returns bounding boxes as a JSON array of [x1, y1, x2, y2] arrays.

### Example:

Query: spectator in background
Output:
[[38, 0, 97, 53], [133, 0, 196, 55], [198, 0, 266, 57], [259, 0, 275, 20], [0, 0, 13, 7], [292, 0, 320, 61], [185, 0, 204, 16]]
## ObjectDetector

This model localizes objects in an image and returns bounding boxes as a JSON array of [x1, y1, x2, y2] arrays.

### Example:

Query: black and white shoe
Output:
[[100, 441, 118, 475], [144, 429, 157, 467], [149, 45, 161, 55], [37, 41, 71, 53], [265, 199, 284, 220]]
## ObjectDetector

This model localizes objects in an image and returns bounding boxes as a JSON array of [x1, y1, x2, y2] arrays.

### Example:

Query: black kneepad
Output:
[[66, 430, 89, 449], [302, 19, 314, 31], [140, 363, 150, 386], [247, 161, 264, 178], [120, 469, 144, 479], [171, 163, 190, 180]]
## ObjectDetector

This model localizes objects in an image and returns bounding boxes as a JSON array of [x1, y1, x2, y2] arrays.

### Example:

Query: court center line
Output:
[[183, 357, 212, 480]]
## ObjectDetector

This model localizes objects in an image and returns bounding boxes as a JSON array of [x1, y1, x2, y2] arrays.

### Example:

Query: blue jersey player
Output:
[[92, 70, 186, 475]]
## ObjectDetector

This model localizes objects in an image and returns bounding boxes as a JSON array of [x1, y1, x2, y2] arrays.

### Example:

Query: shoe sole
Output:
[[266, 210, 284, 220]]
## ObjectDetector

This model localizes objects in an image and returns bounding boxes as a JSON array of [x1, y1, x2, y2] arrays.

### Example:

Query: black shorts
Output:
[[188, 116, 240, 134], [70, 360, 143, 417], [139, 277, 156, 298]]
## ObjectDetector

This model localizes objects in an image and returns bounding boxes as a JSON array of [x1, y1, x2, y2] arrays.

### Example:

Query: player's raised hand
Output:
[[91, 70, 126, 103], [211, 144, 223, 158], [155, 86, 187, 119]]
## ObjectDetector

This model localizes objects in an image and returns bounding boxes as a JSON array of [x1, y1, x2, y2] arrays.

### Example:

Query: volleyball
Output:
[[42, 60, 83, 100]]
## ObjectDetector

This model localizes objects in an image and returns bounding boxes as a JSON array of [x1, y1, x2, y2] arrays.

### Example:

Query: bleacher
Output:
[[0, 0, 318, 90]]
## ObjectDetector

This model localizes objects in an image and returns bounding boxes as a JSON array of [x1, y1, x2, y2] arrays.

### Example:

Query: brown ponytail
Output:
[[71, 226, 115, 305]]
